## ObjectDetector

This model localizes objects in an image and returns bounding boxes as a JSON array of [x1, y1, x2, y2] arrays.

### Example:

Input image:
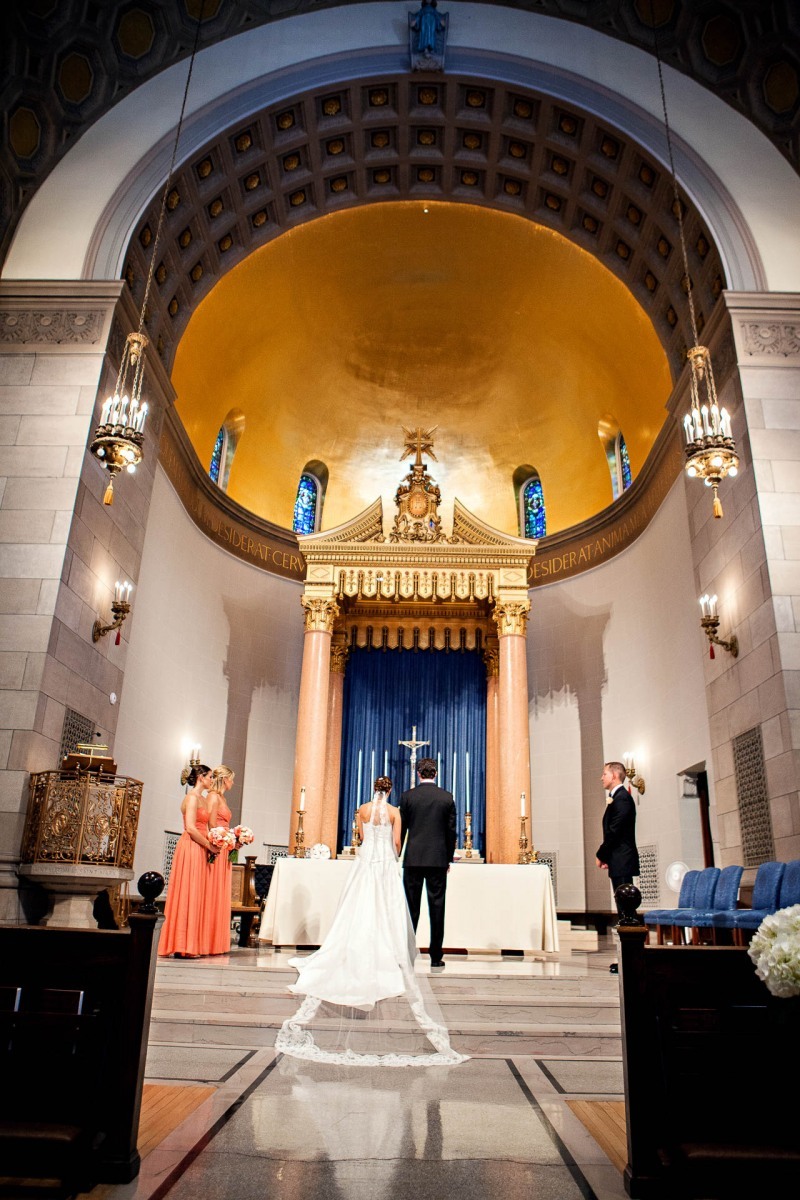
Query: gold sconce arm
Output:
[[700, 615, 739, 659], [624, 754, 646, 796], [92, 599, 131, 643]]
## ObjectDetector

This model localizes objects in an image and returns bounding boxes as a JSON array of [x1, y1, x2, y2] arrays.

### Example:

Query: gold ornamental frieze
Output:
[[336, 566, 496, 603]]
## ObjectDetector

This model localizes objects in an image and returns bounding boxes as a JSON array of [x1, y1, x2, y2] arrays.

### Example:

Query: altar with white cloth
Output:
[[258, 858, 559, 953]]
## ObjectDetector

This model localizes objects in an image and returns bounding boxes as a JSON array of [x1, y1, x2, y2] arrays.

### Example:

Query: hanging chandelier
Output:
[[650, 4, 738, 518], [89, 5, 205, 505]]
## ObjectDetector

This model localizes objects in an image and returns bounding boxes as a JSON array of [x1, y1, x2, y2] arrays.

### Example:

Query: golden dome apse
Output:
[[171, 201, 672, 536]]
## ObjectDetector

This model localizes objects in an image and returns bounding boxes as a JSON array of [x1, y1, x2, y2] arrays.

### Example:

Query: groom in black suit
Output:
[[597, 760, 640, 972], [399, 757, 457, 969]]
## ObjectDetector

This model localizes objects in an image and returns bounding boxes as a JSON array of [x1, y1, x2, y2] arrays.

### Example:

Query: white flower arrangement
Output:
[[747, 903, 800, 998]]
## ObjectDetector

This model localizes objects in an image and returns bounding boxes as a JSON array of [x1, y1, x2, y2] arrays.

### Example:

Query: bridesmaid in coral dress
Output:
[[159, 764, 217, 958], [205, 765, 236, 955]]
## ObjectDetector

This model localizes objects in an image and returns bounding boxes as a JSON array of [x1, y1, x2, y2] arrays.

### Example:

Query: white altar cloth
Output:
[[259, 858, 559, 953]]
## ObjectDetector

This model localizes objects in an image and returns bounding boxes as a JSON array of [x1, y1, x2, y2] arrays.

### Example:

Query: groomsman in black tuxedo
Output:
[[597, 760, 640, 972], [400, 757, 457, 969]]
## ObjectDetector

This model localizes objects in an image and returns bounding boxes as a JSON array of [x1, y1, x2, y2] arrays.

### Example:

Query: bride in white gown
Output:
[[275, 777, 468, 1067]]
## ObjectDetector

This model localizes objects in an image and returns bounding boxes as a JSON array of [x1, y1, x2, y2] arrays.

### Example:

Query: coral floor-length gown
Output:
[[159, 806, 211, 958], [205, 797, 233, 954]]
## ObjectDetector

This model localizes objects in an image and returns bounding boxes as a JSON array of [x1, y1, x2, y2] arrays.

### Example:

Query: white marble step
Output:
[[154, 961, 620, 998], [148, 1007, 621, 1056], [151, 982, 619, 1024]]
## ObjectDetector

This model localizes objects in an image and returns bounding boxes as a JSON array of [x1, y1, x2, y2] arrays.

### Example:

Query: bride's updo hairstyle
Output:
[[373, 776, 392, 796], [183, 763, 211, 788]]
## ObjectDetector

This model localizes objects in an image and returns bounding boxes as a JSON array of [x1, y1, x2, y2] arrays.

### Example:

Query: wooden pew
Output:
[[0, 910, 162, 1191], [230, 855, 261, 946], [618, 924, 800, 1198]]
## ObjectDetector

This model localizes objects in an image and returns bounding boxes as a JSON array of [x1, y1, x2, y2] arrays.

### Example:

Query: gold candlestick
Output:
[[518, 814, 531, 865], [464, 811, 474, 859], [294, 808, 306, 859], [351, 808, 362, 849]]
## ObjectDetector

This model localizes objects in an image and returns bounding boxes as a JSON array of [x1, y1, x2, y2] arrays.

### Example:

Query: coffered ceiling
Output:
[[2, 0, 799, 270]]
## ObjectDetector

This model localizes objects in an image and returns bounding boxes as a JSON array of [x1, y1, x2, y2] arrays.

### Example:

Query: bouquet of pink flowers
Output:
[[207, 825, 237, 863], [233, 824, 255, 849]]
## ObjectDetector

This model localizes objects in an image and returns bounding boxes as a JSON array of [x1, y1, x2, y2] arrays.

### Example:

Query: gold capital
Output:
[[330, 643, 349, 673], [493, 599, 530, 637], [301, 596, 340, 633], [483, 646, 499, 677]]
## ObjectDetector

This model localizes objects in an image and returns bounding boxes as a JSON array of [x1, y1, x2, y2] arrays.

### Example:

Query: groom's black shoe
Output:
[[431, 960, 445, 968]]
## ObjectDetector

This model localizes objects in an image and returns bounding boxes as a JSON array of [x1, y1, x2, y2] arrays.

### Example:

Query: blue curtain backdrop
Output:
[[338, 648, 486, 855]]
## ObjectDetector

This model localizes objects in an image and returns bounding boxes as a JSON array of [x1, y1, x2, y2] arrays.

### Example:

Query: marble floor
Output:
[[94, 938, 629, 1200]]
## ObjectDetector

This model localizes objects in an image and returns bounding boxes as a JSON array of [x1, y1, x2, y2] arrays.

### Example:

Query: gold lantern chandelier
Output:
[[89, 5, 205, 505], [650, 4, 738, 518]]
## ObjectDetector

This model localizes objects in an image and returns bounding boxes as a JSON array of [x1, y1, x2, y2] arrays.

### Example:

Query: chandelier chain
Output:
[[648, 0, 699, 350], [138, 0, 206, 337]]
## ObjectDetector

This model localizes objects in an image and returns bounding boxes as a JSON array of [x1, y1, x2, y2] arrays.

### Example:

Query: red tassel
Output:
[[115, 629, 121, 646], [709, 644, 715, 660]]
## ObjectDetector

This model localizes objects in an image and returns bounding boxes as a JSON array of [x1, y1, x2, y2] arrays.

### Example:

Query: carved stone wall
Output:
[[684, 292, 800, 875], [0, 281, 171, 920]]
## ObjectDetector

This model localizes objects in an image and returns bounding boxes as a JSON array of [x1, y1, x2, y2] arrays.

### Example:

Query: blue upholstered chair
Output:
[[663, 866, 720, 945], [681, 864, 744, 944], [712, 859, 787, 945], [644, 869, 700, 944]]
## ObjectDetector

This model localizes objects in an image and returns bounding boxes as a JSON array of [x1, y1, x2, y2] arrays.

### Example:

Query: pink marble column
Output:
[[495, 600, 531, 864], [483, 642, 500, 863], [290, 597, 339, 854], [321, 638, 348, 857]]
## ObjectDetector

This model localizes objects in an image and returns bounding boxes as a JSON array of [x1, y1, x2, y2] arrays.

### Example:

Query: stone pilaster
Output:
[[682, 293, 800, 875], [0, 282, 172, 920]]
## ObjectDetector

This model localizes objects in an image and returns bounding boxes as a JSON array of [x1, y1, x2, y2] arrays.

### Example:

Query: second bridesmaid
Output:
[[205, 765, 236, 955]]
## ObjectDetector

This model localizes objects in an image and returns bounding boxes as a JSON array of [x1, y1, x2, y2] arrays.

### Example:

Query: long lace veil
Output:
[[275, 792, 467, 1068]]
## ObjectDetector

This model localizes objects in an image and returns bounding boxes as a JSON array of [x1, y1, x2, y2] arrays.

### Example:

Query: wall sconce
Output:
[[180, 744, 202, 786], [92, 580, 132, 644], [624, 752, 646, 796], [699, 594, 738, 659]]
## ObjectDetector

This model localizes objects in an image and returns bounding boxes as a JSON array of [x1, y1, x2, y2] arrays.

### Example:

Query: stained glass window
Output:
[[523, 476, 546, 539], [293, 473, 318, 535], [619, 434, 632, 491], [209, 427, 225, 484]]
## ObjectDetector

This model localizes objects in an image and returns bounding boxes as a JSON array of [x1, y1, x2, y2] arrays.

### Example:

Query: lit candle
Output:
[[465, 750, 470, 814], [100, 396, 112, 424], [356, 749, 362, 807], [437, 752, 441, 779], [370, 750, 375, 793], [520, 791, 526, 818], [129, 397, 139, 428], [720, 407, 731, 438], [136, 402, 148, 433], [710, 403, 720, 434], [683, 413, 693, 443], [452, 752, 457, 804], [701, 404, 711, 436], [299, 787, 305, 812], [119, 394, 129, 426], [709, 594, 718, 619], [114, 580, 121, 603], [693, 407, 703, 439], [384, 750, 388, 776]]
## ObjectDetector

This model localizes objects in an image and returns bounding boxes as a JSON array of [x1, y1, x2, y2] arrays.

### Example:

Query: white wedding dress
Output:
[[275, 797, 468, 1067]]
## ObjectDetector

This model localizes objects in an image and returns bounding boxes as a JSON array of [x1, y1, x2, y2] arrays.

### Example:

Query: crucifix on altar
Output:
[[398, 725, 429, 788]]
